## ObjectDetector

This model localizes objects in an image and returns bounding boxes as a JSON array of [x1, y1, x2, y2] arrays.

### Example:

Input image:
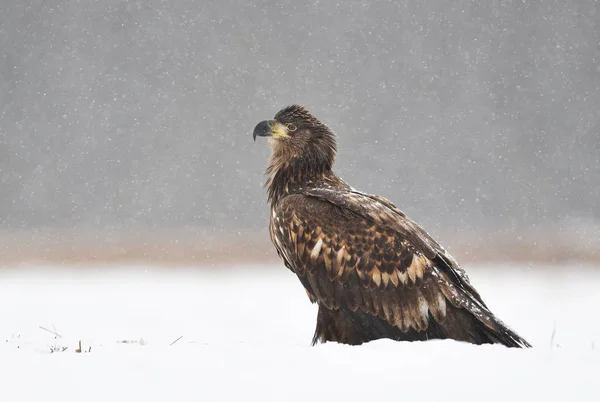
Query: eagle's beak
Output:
[[253, 120, 290, 141]]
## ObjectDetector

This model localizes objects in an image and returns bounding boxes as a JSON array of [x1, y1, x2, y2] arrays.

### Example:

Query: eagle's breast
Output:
[[269, 205, 296, 272]]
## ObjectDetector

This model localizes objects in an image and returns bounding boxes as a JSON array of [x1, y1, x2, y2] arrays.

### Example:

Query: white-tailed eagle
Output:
[[253, 105, 530, 347]]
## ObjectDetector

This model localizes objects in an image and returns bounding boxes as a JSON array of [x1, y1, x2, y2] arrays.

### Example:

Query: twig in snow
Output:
[[170, 335, 183, 346], [49, 345, 68, 353], [39, 326, 62, 338]]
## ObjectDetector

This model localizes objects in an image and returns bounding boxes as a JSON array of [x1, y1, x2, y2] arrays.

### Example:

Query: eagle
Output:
[[252, 105, 530, 348]]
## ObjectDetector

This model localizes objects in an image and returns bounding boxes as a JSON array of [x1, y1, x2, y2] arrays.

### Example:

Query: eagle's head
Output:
[[253, 105, 337, 171]]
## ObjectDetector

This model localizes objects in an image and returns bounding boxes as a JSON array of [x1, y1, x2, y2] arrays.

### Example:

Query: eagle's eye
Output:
[[286, 123, 297, 132]]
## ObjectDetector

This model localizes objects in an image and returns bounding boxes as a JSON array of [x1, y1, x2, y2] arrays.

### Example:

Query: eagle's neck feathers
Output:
[[265, 142, 343, 204]]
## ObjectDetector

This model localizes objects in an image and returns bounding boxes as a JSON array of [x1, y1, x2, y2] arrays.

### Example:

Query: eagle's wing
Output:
[[272, 189, 530, 347], [344, 188, 482, 303]]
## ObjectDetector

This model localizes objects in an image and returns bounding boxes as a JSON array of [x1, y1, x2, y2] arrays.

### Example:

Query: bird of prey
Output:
[[252, 105, 530, 348]]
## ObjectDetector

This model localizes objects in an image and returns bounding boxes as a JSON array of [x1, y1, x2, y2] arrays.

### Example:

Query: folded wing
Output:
[[270, 189, 530, 347]]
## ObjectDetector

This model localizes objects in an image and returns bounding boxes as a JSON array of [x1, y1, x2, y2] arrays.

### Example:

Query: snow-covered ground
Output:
[[1, 263, 599, 401]]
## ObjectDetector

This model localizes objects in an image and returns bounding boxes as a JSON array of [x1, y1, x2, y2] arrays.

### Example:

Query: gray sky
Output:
[[1, 0, 598, 238]]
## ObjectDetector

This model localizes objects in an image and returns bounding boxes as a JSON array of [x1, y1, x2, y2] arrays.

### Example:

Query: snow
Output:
[[1, 263, 599, 401]]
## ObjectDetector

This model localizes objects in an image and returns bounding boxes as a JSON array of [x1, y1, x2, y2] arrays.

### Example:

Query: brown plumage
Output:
[[252, 105, 531, 348]]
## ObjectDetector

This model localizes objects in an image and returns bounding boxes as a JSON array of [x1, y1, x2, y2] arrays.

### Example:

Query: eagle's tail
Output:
[[481, 321, 531, 348], [442, 303, 531, 348], [434, 255, 531, 348]]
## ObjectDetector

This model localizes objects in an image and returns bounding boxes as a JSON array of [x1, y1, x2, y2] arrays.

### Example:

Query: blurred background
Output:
[[1, 0, 598, 266]]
